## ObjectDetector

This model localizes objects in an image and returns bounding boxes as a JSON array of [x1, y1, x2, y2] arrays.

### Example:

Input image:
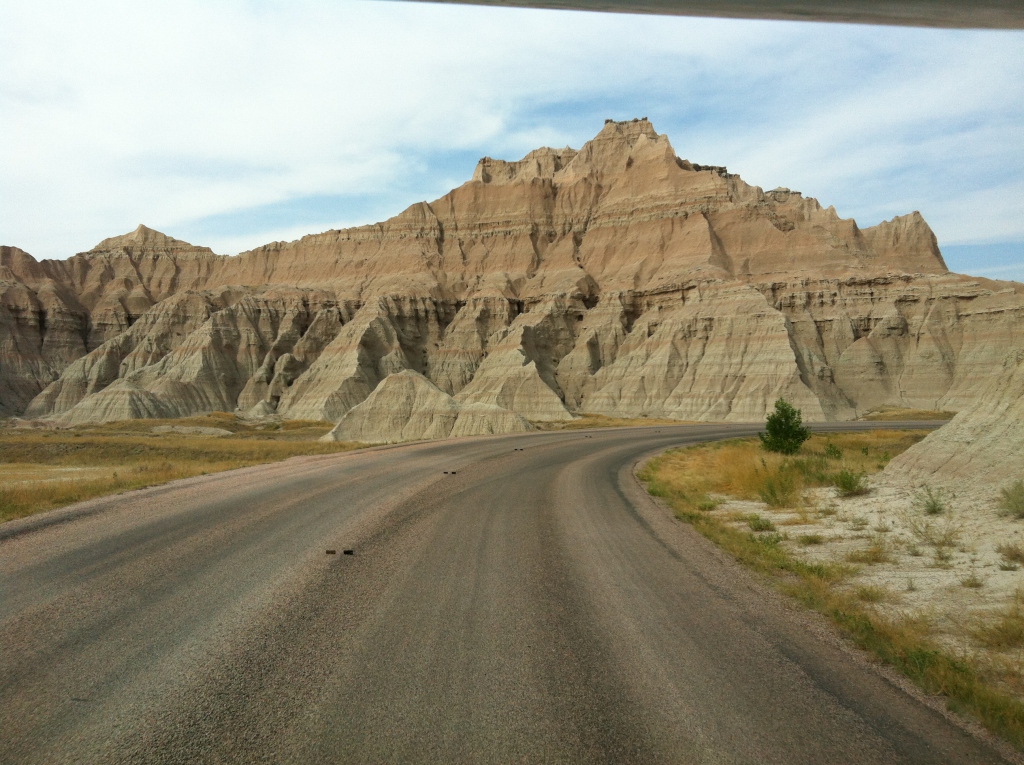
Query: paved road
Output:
[[0, 423, 1012, 764]]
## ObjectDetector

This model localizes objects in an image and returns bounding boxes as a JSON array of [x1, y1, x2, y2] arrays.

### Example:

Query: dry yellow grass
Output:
[[73, 411, 334, 440], [640, 430, 1024, 749], [972, 594, 1024, 650], [645, 430, 927, 512], [0, 415, 363, 524]]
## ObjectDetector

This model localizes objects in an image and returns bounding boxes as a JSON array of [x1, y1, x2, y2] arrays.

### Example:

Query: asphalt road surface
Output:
[[0, 422, 1014, 764]]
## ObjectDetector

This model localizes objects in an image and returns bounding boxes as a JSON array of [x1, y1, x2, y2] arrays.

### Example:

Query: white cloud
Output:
[[1, 0, 1022, 263]]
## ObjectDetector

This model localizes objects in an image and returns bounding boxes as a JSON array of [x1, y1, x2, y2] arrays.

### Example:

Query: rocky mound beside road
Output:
[[2, 119, 1022, 450], [885, 349, 1024, 493], [324, 369, 533, 444]]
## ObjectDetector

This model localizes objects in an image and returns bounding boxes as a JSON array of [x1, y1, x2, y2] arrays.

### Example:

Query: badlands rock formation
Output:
[[324, 369, 532, 443], [3, 119, 1023, 442], [885, 349, 1024, 493]]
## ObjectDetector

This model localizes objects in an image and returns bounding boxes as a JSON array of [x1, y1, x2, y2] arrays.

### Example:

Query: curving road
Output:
[[0, 423, 1013, 764]]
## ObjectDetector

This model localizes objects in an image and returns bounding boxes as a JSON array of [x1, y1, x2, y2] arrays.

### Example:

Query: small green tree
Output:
[[760, 398, 810, 455]]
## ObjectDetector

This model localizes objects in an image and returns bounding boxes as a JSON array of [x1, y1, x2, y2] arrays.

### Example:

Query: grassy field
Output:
[[641, 430, 926, 513], [0, 414, 363, 524], [640, 430, 1024, 750]]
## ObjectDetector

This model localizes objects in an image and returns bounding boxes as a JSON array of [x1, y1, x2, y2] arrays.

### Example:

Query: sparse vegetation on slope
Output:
[[0, 415, 363, 524], [915, 485, 949, 515], [640, 430, 1024, 750], [999, 480, 1024, 519], [834, 469, 869, 497]]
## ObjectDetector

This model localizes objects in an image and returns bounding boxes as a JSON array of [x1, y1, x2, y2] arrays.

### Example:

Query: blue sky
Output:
[[1, 0, 1022, 280]]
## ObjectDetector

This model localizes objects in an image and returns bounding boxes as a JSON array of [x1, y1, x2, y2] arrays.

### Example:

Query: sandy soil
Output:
[[711, 475, 1024, 658]]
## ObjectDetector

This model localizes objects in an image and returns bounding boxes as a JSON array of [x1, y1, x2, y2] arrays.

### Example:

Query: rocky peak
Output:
[[0, 245, 45, 283], [765, 187, 802, 203], [473, 147, 579, 185], [861, 212, 947, 274], [552, 117, 681, 186], [597, 117, 658, 143], [472, 118, 668, 187], [87, 225, 215, 258]]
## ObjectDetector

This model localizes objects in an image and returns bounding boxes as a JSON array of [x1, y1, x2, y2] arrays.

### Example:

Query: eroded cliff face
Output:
[[323, 369, 533, 444], [885, 349, 1024, 494], [3, 119, 1021, 427]]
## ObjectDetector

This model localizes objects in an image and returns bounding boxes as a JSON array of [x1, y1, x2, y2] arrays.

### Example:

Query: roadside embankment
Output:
[[640, 430, 1024, 750]]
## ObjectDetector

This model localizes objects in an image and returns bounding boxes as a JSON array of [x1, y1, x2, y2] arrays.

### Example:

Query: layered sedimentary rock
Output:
[[3, 119, 1022, 433], [1, 247, 89, 415], [325, 370, 532, 443], [885, 349, 1024, 493]]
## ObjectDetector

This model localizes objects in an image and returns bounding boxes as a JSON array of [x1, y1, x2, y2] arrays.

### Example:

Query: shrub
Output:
[[915, 485, 947, 515], [847, 536, 891, 564], [961, 573, 985, 589], [834, 470, 869, 497], [997, 543, 1024, 565], [759, 472, 799, 508], [798, 533, 824, 546], [824, 442, 843, 460], [856, 585, 889, 603], [748, 514, 777, 532], [901, 510, 962, 570], [759, 399, 810, 455], [998, 480, 1024, 519], [972, 598, 1024, 648]]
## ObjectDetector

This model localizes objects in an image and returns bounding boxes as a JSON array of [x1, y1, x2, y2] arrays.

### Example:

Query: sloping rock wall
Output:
[[885, 349, 1024, 494]]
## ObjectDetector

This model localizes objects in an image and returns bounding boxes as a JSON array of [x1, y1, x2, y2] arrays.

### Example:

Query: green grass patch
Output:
[[747, 514, 777, 532]]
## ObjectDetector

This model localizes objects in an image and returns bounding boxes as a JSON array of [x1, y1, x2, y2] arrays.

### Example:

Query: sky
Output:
[[1, 0, 1022, 281]]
